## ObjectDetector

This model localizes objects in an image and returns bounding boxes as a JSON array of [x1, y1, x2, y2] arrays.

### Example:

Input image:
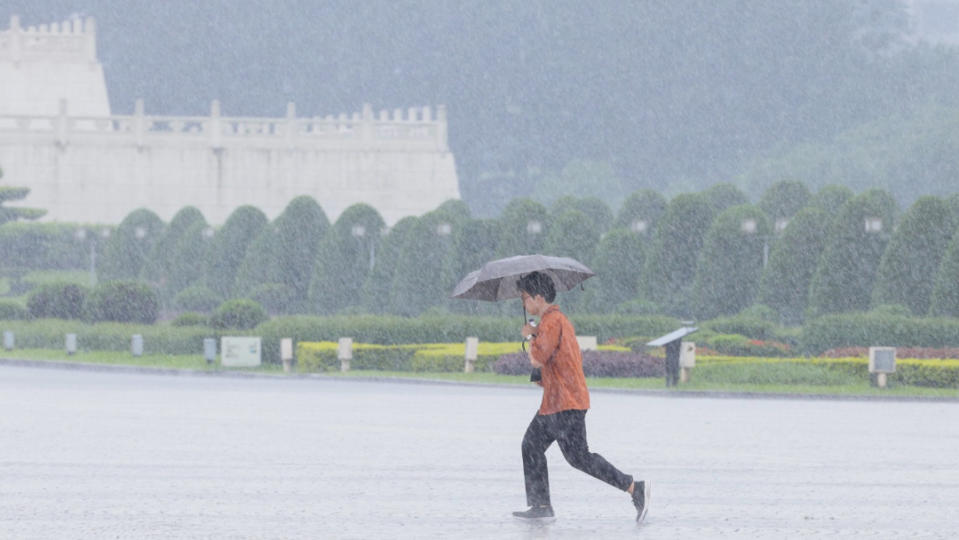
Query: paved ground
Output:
[[0, 364, 957, 539]]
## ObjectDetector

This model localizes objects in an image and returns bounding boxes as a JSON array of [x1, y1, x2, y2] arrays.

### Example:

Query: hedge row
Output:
[[256, 314, 676, 364], [801, 313, 959, 354], [695, 355, 959, 388], [296, 341, 528, 372], [0, 319, 217, 354]]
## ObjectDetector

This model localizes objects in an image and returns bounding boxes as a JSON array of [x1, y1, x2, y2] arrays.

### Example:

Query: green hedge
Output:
[[296, 342, 442, 372], [255, 314, 677, 365], [210, 299, 268, 330], [0, 299, 29, 320], [85, 281, 159, 324], [695, 355, 959, 388], [801, 313, 959, 354], [0, 319, 219, 354]]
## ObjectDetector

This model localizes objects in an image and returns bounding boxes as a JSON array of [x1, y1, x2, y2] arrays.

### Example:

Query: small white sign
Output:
[[680, 342, 696, 368], [577, 336, 598, 351], [221, 337, 262, 367], [465, 337, 479, 361]]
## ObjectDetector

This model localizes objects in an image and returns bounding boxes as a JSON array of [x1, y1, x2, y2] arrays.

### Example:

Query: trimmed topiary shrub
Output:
[[248, 283, 296, 314], [0, 300, 29, 320], [173, 286, 222, 313], [85, 281, 159, 324], [26, 282, 88, 319], [210, 299, 268, 330]]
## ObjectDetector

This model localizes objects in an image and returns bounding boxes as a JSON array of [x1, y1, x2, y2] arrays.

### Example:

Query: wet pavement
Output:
[[1, 364, 957, 539]]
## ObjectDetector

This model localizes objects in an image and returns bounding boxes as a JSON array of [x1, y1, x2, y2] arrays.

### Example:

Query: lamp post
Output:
[[351, 224, 377, 271], [741, 218, 770, 268], [75, 227, 111, 286]]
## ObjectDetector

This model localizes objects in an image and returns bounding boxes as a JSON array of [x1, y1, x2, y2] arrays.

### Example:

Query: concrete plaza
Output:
[[0, 364, 956, 539]]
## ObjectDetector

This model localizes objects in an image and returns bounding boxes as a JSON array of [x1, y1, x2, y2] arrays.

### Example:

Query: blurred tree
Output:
[[362, 216, 418, 314], [614, 189, 667, 234], [140, 206, 206, 304], [692, 205, 771, 320], [447, 217, 503, 315], [167, 221, 214, 299], [389, 206, 462, 316], [702, 183, 748, 214], [551, 196, 613, 234], [946, 193, 959, 223], [641, 192, 716, 317], [809, 184, 855, 217], [236, 196, 329, 313], [586, 227, 646, 313], [757, 206, 830, 325], [544, 209, 599, 312], [0, 182, 46, 225], [808, 189, 898, 316], [309, 203, 385, 314], [545, 209, 599, 263], [204, 206, 268, 299], [759, 180, 812, 224], [872, 196, 956, 314], [497, 198, 550, 257], [99, 208, 165, 282], [930, 228, 959, 317]]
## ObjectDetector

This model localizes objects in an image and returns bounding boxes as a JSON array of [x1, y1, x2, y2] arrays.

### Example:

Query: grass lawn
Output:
[[0, 348, 284, 373], [2, 349, 957, 399]]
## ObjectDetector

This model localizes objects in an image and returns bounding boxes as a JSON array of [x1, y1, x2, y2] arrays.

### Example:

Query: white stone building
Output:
[[0, 15, 460, 226]]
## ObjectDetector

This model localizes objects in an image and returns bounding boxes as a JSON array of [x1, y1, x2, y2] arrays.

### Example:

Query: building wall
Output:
[[0, 16, 460, 226]]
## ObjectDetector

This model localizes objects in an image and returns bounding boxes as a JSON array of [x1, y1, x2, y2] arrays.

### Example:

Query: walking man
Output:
[[512, 271, 650, 522]]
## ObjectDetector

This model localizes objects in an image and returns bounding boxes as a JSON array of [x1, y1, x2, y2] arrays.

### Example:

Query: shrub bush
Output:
[[703, 314, 777, 340], [701, 333, 793, 357], [0, 300, 29, 320], [409, 342, 526, 372], [296, 342, 442, 372], [493, 350, 663, 377], [256, 315, 674, 365], [210, 299, 268, 330], [0, 319, 217, 354], [84, 281, 159, 324], [248, 282, 296, 314], [173, 286, 222, 313], [26, 282, 88, 319], [172, 312, 209, 327], [801, 313, 959, 354]]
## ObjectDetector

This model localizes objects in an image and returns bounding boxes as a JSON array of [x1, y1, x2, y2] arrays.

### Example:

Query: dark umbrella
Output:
[[450, 254, 595, 302]]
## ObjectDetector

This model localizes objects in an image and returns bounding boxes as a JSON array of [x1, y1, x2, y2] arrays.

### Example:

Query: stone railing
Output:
[[0, 100, 449, 151]]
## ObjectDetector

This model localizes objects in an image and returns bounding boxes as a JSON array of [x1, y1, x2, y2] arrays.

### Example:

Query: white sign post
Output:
[[464, 337, 479, 373], [221, 337, 262, 367], [680, 342, 696, 383], [338, 337, 353, 372], [280, 338, 293, 373]]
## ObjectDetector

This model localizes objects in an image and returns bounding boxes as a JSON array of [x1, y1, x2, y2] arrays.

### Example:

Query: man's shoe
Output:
[[631, 480, 651, 522], [512, 505, 555, 520]]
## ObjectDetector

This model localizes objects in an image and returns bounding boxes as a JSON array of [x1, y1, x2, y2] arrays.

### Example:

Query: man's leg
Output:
[[554, 410, 633, 491], [521, 413, 556, 507]]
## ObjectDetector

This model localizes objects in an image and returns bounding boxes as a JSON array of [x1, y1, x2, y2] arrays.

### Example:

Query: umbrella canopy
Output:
[[450, 254, 595, 302]]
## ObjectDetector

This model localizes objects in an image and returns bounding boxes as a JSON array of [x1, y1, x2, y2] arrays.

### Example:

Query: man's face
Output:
[[521, 290, 547, 315]]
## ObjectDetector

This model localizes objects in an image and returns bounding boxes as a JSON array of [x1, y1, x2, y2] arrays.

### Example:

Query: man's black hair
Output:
[[517, 271, 556, 303]]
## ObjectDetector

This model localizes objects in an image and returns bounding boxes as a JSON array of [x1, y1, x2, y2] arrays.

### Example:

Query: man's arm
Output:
[[528, 315, 560, 369]]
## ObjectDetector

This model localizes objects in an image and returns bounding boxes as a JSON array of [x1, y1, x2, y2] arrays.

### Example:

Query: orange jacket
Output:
[[529, 305, 590, 415]]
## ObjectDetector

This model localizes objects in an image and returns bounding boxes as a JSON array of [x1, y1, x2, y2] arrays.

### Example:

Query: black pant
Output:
[[521, 409, 633, 507]]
